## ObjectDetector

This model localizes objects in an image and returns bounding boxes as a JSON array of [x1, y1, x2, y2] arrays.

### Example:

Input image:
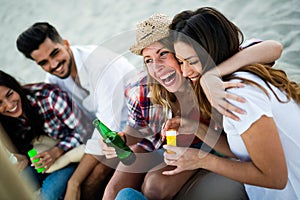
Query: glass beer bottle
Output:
[[93, 118, 136, 165]]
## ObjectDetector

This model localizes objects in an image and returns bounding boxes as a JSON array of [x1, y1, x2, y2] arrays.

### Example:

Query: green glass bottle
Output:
[[93, 118, 136, 165]]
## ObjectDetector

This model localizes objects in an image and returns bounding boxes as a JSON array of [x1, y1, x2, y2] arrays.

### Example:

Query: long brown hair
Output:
[[170, 7, 300, 118], [0, 70, 45, 154]]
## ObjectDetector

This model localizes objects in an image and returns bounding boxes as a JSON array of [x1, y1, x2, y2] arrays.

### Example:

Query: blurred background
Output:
[[1, 0, 299, 83]]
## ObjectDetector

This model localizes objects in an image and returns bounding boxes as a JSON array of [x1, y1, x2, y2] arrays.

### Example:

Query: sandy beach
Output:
[[0, 0, 299, 84]]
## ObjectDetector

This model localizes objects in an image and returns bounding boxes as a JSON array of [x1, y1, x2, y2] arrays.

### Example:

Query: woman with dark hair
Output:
[[162, 7, 300, 199], [0, 70, 88, 200]]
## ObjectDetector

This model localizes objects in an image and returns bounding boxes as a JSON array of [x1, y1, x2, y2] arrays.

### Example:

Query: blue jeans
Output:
[[115, 188, 147, 200], [25, 163, 78, 200]]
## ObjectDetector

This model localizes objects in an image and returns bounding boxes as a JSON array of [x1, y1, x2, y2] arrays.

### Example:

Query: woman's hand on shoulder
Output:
[[200, 70, 246, 120]]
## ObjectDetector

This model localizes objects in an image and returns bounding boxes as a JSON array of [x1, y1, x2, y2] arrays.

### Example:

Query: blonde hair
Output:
[[149, 78, 174, 116]]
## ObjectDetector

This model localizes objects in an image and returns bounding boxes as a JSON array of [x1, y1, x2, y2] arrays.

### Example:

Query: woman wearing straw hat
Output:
[[104, 12, 283, 200]]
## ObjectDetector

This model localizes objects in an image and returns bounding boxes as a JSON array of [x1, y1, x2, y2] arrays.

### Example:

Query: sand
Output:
[[0, 0, 299, 83]]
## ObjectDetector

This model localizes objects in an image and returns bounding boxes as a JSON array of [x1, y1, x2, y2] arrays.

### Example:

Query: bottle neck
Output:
[[93, 119, 116, 139]]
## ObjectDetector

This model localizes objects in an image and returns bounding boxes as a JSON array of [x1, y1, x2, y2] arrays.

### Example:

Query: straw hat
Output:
[[130, 13, 171, 55]]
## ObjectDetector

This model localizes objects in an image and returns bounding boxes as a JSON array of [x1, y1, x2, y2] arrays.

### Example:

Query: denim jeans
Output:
[[25, 163, 78, 200], [115, 188, 147, 200]]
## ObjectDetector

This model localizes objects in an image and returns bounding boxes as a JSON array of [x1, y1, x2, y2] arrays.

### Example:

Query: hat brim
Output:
[[130, 31, 170, 55]]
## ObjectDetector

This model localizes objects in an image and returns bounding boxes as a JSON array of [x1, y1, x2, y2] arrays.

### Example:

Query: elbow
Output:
[[270, 169, 288, 189], [276, 172, 288, 189], [270, 40, 283, 60], [273, 179, 288, 190]]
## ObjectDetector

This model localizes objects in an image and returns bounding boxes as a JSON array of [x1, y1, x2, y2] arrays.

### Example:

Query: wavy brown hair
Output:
[[170, 7, 300, 118]]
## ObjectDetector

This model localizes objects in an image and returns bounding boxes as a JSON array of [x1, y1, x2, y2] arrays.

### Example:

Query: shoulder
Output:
[[126, 71, 148, 88], [24, 83, 66, 98], [71, 45, 97, 53], [71, 45, 98, 65], [240, 38, 262, 50], [125, 71, 149, 97], [230, 71, 265, 86]]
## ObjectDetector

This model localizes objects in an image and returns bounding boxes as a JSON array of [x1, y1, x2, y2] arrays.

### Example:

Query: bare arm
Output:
[[162, 117, 235, 158], [164, 116, 288, 189], [215, 40, 283, 76], [195, 124, 236, 158], [200, 40, 283, 120]]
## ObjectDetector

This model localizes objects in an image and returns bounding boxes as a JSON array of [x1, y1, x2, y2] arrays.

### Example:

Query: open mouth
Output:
[[51, 61, 66, 74], [189, 75, 200, 80], [55, 62, 65, 74], [7, 105, 18, 113], [160, 71, 176, 86]]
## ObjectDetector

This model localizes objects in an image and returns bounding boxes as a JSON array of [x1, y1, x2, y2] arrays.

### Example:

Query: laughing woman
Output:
[[0, 70, 88, 200], [109, 12, 283, 200]]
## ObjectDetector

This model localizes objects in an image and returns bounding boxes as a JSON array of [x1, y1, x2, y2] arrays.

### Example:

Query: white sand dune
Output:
[[0, 0, 299, 83]]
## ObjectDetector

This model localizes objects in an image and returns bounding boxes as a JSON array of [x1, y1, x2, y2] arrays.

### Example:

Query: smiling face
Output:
[[0, 86, 22, 118], [174, 41, 203, 81], [31, 38, 73, 79], [142, 42, 185, 93]]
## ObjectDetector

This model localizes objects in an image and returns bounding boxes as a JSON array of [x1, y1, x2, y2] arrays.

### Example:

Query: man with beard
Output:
[[16, 22, 136, 200]]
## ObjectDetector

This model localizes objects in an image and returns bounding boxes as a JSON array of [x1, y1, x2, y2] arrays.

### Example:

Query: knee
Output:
[[85, 163, 113, 185], [177, 171, 249, 200], [142, 178, 173, 200], [93, 163, 113, 177], [81, 163, 114, 199]]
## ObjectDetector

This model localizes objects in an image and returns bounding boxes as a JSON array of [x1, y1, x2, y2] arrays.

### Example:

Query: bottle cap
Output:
[[166, 129, 176, 136]]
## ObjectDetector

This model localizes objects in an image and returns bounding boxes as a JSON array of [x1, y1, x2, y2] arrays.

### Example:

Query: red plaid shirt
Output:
[[125, 71, 201, 151], [22, 83, 85, 151]]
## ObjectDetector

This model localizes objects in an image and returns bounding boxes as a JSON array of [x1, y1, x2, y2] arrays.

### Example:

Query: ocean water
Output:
[[0, 0, 299, 83]]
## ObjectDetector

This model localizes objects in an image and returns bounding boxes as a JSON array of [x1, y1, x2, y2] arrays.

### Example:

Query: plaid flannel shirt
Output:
[[22, 83, 84, 151], [125, 72, 166, 151]]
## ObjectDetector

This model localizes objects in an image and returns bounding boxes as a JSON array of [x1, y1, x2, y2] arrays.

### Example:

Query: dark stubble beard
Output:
[[60, 57, 73, 79]]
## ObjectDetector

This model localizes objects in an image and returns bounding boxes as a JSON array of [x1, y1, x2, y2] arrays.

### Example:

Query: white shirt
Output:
[[224, 72, 300, 200], [45, 45, 136, 155]]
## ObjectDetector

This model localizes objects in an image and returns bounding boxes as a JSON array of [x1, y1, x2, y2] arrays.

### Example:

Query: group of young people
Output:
[[0, 6, 299, 200]]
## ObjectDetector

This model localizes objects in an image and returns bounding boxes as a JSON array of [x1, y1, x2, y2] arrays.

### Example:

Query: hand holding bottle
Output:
[[101, 132, 128, 159], [28, 148, 46, 173], [93, 119, 136, 165]]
